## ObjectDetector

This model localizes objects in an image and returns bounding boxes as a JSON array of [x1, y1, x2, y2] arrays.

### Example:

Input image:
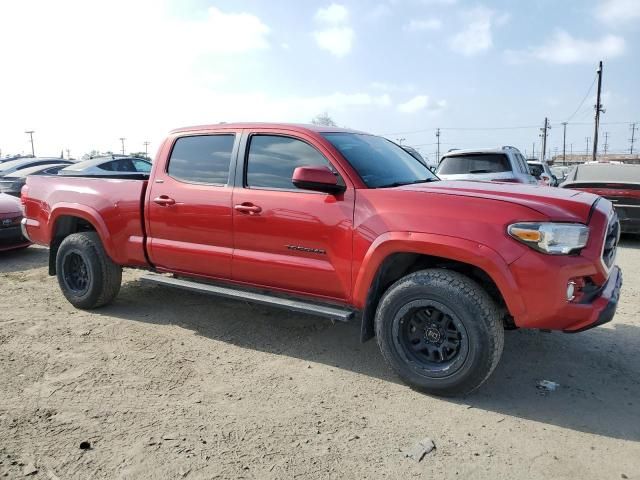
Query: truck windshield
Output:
[[322, 133, 437, 188], [437, 154, 511, 175]]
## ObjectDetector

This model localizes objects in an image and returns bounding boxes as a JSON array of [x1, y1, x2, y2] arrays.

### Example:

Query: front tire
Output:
[[56, 232, 122, 309], [375, 269, 504, 396]]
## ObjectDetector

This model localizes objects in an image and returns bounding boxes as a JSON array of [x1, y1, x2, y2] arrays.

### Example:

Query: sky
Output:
[[0, 0, 639, 163]]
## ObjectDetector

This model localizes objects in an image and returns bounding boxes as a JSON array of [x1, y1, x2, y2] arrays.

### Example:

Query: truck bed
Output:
[[22, 176, 150, 267]]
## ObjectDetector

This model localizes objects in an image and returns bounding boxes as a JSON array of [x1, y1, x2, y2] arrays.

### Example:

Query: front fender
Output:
[[352, 231, 526, 319]]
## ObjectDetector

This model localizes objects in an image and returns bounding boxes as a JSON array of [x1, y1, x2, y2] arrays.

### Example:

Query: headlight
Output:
[[508, 222, 589, 254]]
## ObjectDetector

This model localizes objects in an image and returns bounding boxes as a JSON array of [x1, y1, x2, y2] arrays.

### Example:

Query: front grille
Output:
[[0, 216, 21, 229], [602, 211, 620, 269]]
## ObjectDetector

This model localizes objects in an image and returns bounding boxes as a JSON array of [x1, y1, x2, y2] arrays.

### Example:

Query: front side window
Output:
[[437, 154, 511, 175], [322, 133, 436, 188], [168, 134, 235, 184], [246, 135, 332, 190]]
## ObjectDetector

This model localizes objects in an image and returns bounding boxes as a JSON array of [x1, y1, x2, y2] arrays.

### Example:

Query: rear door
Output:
[[146, 132, 238, 279], [231, 131, 355, 301]]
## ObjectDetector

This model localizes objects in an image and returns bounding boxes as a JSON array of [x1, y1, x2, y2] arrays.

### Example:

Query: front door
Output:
[[232, 133, 354, 301], [146, 133, 237, 279]]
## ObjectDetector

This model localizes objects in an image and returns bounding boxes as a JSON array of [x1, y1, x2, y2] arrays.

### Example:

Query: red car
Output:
[[0, 193, 31, 252], [20, 123, 622, 396], [561, 163, 640, 234]]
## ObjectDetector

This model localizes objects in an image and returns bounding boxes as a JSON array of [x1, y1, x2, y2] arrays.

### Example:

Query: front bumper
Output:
[[563, 265, 622, 332], [0, 224, 31, 251]]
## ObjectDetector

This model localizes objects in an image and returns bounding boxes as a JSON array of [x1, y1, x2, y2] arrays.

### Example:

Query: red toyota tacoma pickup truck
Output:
[[21, 123, 622, 396]]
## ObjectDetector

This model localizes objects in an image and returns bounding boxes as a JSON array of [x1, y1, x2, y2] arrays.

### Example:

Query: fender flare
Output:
[[353, 232, 526, 340], [49, 203, 118, 262]]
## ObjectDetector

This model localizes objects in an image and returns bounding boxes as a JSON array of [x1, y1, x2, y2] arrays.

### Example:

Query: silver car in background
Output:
[[59, 156, 152, 177], [436, 146, 538, 184]]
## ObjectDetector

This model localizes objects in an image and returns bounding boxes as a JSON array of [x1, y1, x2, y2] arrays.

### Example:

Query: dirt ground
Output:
[[1, 240, 639, 480]]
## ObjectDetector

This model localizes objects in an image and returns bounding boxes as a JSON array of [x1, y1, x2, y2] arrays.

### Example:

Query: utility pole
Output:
[[119, 137, 126, 155], [66, 149, 71, 159], [592, 61, 604, 162], [532, 142, 535, 159], [396, 137, 406, 145], [630, 123, 637, 155], [143, 141, 150, 157], [561, 122, 567, 164], [25, 130, 35, 156], [585, 136, 590, 161], [603, 132, 609, 156], [435, 128, 441, 162], [539, 117, 550, 162]]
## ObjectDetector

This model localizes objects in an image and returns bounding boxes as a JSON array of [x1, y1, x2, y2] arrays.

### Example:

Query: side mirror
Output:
[[292, 166, 345, 194]]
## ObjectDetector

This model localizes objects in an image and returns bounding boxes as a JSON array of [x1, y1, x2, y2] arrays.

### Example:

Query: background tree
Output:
[[311, 112, 337, 127]]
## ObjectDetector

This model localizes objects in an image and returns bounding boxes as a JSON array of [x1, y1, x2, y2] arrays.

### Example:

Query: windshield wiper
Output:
[[377, 178, 438, 188]]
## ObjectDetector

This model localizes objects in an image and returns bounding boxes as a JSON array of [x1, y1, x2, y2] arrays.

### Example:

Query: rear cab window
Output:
[[437, 154, 511, 175], [168, 134, 235, 184]]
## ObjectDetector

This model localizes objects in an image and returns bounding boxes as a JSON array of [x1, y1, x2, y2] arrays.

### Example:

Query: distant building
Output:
[[549, 153, 640, 165]]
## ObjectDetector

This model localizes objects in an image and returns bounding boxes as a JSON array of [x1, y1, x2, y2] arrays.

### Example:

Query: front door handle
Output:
[[234, 203, 262, 215], [153, 195, 176, 206]]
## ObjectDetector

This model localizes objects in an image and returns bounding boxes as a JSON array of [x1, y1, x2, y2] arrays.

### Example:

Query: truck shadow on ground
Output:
[[0, 245, 48, 274], [103, 278, 640, 443]]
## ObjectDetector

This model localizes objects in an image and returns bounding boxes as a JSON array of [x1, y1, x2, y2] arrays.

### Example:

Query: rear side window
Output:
[[99, 159, 135, 172], [132, 159, 152, 173], [246, 135, 331, 190], [437, 154, 511, 175], [515, 153, 529, 174], [168, 135, 235, 184]]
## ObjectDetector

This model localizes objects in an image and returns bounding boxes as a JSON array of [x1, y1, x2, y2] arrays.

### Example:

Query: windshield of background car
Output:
[[322, 133, 437, 188], [437, 154, 511, 175]]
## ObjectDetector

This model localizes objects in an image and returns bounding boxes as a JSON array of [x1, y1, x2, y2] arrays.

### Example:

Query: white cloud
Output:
[[397, 95, 446, 113], [449, 6, 508, 56], [316, 4, 349, 24], [313, 4, 354, 57], [0, 1, 272, 156], [314, 27, 355, 57], [404, 18, 442, 32], [183, 7, 270, 54], [596, 0, 640, 25], [528, 31, 625, 64]]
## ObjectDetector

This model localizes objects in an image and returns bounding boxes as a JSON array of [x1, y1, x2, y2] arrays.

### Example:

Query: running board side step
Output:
[[140, 273, 355, 322]]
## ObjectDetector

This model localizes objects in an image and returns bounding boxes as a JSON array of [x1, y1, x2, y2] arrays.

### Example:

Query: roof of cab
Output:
[[169, 122, 364, 135]]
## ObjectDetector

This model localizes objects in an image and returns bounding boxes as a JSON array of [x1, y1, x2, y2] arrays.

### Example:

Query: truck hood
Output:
[[397, 180, 598, 222], [0, 192, 21, 215]]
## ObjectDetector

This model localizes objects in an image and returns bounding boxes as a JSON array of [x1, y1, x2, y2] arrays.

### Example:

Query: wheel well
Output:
[[360, 253, 510, 342], [48, 216, 96, 275]]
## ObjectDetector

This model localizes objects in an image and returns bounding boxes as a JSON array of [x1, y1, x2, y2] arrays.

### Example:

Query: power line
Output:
[[565, 74, 597, 123], [381, 120, 635, 137]]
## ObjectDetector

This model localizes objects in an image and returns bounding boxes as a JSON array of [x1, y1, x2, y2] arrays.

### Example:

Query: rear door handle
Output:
[[153, 195, 175, 206], [234, 203, 262, 215]]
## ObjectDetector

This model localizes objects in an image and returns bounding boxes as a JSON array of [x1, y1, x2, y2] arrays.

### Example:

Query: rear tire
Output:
[[56, 232, 122, 309], [375, 269, 504, 396]]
